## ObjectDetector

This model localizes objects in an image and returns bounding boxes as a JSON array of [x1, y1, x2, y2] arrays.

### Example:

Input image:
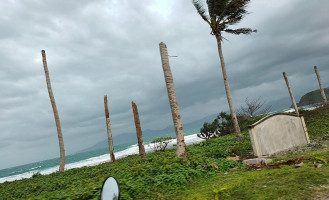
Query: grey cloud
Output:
[[0, 0, 328, 169]]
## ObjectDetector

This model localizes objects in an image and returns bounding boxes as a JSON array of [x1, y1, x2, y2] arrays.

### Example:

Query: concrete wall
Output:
[[248, 113, 310, 157]]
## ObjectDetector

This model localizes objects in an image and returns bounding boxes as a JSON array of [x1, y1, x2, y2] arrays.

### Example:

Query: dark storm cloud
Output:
[[0, 0, 328, 169]]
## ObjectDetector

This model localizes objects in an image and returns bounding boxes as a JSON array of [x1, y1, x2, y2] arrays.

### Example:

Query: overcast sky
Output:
[[0, 0, 328, 170]]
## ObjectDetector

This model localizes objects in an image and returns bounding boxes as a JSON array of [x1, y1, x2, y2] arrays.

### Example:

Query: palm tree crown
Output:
[[193, 0, 256, 38]]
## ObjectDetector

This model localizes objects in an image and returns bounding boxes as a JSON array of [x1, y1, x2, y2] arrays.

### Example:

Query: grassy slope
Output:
[[0, 107, 328, 200], [176, 149, 329, 200]]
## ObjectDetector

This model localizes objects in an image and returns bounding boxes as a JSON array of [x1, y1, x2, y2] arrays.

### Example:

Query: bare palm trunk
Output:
[[215, 35, 244, 142], [159, 42, 186, 159], [41, 50, 65, 172], [283, 72, 299, 115], [314, 66, 327, 105], [132, 101, 146, 158], [104, 95, 115, 162]]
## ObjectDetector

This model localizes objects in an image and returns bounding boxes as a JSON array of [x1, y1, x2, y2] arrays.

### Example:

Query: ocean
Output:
[[0, 132, 204, 183]]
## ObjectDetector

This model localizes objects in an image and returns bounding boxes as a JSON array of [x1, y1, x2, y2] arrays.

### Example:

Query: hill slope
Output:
[[297, 88, 329, 106]]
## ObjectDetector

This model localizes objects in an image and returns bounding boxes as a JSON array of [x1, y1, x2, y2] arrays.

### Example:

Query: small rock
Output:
[[227, 156, 240, 161], [317, 164, 323, 168], [261, 159, 273, 165], [295, 162, 304, 168], [243, 158, 272, 165], [243, 158, 260, 165]]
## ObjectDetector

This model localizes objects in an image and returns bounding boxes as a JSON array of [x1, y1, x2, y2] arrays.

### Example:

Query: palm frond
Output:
[[224, 0, 250, 24], [206, 0, 214, 16], [207, 0, 230, 17], [192, 0, 210, 23], [224, 28, 257, 35], [206, 0, 250, 25], [192, 0, 255, 37]]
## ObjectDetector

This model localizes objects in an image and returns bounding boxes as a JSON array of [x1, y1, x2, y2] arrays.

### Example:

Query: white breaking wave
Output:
[[0, 134, 204, 183], [283, 105, 318, 113]]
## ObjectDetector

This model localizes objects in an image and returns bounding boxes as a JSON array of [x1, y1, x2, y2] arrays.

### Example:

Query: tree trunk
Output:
[[282, 72, 299, 115], [41, 50, 65, 172], [104, 95, 115, 162], [159, 42, 186, 159], [314, 66, 327, 105], [215, 35, 244, 143], [132, 101, 146, 158]]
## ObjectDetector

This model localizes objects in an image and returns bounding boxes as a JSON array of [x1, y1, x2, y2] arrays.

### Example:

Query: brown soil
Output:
[[246, 158, 309, 170]]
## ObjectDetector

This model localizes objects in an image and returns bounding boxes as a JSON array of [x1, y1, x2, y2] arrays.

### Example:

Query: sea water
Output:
[[0, 132, 204, 183]]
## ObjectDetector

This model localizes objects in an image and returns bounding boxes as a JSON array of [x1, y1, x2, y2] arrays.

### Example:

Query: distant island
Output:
[[297, 88, 329, 106]]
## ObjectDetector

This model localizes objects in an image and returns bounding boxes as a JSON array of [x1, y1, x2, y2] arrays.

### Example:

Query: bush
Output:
[[151, 136, 175, 152], [198, 112, 233, 140], [198, 121, 220, 140], [198, 112, 264, 141], [32, 172, 42, 178]]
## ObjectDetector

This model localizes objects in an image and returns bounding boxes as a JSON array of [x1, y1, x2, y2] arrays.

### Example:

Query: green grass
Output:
[[0, 134, 251, 200], [0, 106, 329, 199], [300, 105, 329, 139], [176, 150, 329, 200]]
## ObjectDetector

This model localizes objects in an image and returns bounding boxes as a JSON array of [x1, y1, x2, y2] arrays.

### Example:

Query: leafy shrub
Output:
[[198, 121, 221, 140], [217, 112, 235, 135], [198, 112, 264, 141], [32, 171, 42, 178], [151, 136, 175, 152], [198, 112, 233, 140]]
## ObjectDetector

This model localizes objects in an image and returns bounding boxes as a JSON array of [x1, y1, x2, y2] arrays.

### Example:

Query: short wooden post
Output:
[[104, 95, 115, 162], [314, 66, 327, 105], [132, 101, 146, 158], [283, 72, 299, 115]]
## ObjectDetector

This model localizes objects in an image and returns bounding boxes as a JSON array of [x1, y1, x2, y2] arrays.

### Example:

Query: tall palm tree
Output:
[[159, 42, 186, 159], [104, 95, 115, 162], [41, 50, 65, 172], [192, 0, 256, 142]]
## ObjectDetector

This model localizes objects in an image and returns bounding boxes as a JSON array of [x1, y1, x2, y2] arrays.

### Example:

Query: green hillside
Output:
[[298, 88, 329, 106]]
